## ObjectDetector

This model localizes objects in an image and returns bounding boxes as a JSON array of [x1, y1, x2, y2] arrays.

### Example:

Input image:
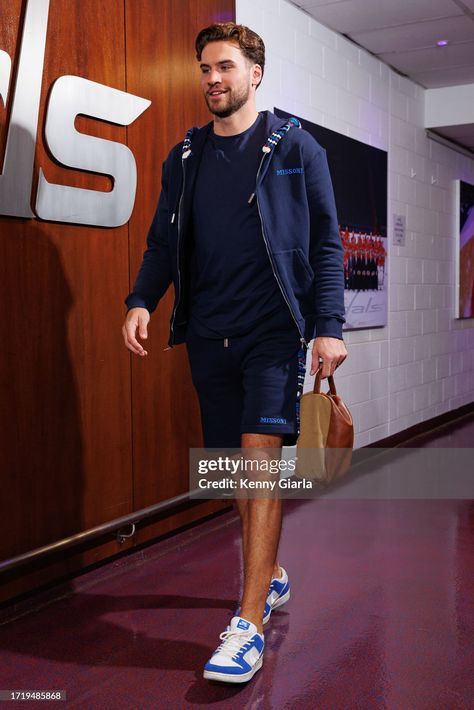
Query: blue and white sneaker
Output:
[[203, 616, 264, 683], [234, 566, 291, 625], [263, 566, 291, 623]]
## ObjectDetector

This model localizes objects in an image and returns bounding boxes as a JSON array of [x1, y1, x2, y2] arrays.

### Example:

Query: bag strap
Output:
[[313, 368, 337, 395]]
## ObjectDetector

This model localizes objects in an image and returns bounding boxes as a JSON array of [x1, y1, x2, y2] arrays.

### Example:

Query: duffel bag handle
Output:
[[313, 368, 337, 396]]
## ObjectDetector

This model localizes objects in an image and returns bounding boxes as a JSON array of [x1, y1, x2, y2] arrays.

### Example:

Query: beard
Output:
[[205, 81, 251, 118]]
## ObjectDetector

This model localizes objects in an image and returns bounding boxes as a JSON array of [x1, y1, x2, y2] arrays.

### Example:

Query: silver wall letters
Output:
[[37, 76, 151, 227], [0, 50, 11, 107], [0, 0, 49, 219], [0, 0, 151, 227]]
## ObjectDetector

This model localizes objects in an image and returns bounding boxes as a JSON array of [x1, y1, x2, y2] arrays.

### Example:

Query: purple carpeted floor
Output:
[[0, 414, 473, 709]]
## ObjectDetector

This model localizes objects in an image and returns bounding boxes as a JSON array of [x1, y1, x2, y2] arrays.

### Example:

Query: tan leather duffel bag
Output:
[[296, 369, 354, 484]]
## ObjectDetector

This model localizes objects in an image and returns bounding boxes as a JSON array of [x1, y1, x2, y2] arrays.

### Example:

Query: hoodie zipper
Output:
[[252, 151, 308, 349], [169, 161, 187, 347]]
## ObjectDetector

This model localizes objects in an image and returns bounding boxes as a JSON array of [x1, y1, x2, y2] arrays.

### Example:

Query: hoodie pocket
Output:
[[273, 246, 314, 290], [272, 248, 315, 320]]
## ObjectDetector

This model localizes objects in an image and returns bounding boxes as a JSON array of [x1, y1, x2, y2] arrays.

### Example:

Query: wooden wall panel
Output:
[[0, 0, 134, 602], [0, 0, 234, 604]]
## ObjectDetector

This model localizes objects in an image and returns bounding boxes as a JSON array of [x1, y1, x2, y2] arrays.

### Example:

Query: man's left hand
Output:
[[310, 337, 347, 378]]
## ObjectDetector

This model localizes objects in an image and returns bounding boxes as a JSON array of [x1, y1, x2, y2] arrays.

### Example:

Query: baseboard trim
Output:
[[366, 401, 474, 448]]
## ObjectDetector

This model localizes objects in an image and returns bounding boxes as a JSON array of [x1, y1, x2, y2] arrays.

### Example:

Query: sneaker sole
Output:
[[263, 587, 291, 624], [203, 654, 263, 683]]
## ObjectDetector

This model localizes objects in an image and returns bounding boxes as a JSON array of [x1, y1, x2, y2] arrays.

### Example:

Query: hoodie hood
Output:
[[180, 110, 301, 162]]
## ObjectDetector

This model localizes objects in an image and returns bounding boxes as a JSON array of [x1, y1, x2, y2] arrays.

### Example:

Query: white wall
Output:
[[237, 0, 474, 448]]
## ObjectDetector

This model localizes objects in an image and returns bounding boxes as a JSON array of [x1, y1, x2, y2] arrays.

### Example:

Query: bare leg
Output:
[[237, 433, 284, 634], [234, 496, 281, 579]]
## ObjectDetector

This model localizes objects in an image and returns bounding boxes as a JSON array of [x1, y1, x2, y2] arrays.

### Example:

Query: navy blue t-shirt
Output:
[[189, 113, 293, 338]]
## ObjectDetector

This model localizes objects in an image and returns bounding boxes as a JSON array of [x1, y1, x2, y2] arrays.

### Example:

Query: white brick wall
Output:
[[237, 0, 474, 447]]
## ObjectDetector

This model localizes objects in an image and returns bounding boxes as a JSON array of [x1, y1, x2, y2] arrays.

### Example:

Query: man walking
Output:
[[122, 22, 347, 684]]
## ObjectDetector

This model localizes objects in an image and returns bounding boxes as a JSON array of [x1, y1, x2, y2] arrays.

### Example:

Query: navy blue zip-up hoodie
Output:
[[125, 110, 346, 346]]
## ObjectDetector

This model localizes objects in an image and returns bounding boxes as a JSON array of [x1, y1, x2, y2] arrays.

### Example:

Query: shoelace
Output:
[[215, 630, 255, 660]]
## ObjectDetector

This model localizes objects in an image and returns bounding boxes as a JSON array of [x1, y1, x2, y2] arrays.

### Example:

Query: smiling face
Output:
[[199, 40, 261, 118]]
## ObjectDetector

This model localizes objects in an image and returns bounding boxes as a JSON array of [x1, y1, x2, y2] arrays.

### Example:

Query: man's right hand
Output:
[[122, 307, 150, 357]]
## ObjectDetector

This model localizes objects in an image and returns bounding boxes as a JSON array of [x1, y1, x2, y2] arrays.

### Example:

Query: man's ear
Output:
[[252, 64, 263, 88]]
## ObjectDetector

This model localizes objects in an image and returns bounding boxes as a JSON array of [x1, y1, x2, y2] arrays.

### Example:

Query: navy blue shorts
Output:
[[185, 311, 306, 448]]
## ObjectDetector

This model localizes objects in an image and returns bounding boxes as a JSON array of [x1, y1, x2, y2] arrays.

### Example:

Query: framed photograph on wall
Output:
[[455, 179, 474, 319], [275, 108, 388, 330]]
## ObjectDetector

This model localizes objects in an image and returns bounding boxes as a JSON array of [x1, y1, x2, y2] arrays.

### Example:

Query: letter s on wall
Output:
[[36, 75, 151, 227], [0, 49, 11, 106]]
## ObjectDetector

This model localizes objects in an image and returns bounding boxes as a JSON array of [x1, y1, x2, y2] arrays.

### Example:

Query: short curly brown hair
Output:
[[195, 22, 265, 89]]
